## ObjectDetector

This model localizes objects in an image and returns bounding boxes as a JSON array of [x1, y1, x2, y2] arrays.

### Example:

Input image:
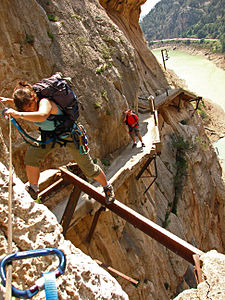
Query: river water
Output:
[[152, 49, 225, 168]]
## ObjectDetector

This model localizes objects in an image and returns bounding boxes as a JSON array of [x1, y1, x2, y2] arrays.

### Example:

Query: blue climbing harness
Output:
[[2, 108, 54, 147], [0, 248, 66, 299], [2, 108, 88, 154]]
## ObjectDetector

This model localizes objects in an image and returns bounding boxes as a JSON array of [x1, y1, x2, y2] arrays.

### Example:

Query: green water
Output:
[[152, 49, 225, 107], [152, 49, 225, 168]]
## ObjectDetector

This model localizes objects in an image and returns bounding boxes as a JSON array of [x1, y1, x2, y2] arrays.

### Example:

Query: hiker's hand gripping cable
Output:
[[4, 98, 53, 122], [0, 96, 14, 104], [4, 108, 24, 119]]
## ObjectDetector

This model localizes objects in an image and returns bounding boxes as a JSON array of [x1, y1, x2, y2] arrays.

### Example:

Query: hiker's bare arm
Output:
[[0, 97, 14, 105], [5, 98, 53, 122], [123, 112, 128, 122]]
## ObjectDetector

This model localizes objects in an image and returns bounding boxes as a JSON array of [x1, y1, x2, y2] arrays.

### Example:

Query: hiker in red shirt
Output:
[[123, 109, 145, 148]]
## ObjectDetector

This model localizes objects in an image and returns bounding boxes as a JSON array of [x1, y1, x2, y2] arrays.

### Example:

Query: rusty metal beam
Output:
[[193, 254, 203, 284], [59, 167, 203, 265], [95, 259, 139, 286], [60, 186, 82, 236], [38, 178, 66, 203], [86, 206, 106, 243], [136, 154, 157, 194], [144, 156, 157, 194], [136, 155, 156, 180], [189, 96, 202, 111]]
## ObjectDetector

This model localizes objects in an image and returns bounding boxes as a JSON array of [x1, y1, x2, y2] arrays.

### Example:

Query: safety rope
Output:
[[1, 110, 65, 299], [5, 116, 13, 299], [10, 117, 54, 147]]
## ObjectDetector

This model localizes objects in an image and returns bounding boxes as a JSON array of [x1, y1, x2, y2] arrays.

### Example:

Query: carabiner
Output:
[[1, 107, 9, 119], [0, 248, 66, 299]]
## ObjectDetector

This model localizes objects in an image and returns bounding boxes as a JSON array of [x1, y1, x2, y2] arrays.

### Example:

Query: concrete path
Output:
[[50, 110, 160, 228]]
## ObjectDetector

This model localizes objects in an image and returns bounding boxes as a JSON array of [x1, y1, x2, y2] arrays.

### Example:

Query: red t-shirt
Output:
[[126, 112, 139, 128]]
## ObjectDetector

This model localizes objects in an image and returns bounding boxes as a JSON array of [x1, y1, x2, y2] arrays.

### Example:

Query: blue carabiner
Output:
[[0, 248, 66, 299], [1, 107, 9, 119]]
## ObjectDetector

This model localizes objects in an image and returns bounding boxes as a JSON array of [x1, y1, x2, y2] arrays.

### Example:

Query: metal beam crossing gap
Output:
[[60, 167, 203, 265]]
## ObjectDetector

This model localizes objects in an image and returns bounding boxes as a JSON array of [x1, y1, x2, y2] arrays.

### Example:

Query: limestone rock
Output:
[[0, 161, 128, 299], [174, 250, 225, 300], [0, 0, 225, 299]]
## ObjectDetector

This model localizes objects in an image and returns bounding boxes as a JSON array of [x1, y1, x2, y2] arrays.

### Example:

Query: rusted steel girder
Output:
[[136, 154, 158, 194], [86, 206, 106, 243], [95, 259, 139, 286], [60, 186, 82, 236], [38, 177, 66, 203], [59, 167, 203, 265], [193, 254, 203, 284]]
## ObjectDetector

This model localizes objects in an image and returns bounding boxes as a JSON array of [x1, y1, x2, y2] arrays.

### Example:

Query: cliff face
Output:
[[140, 0, 225, 41], [0, 0, 225, 300], [0, 0, 167, 182], [66, 98, 225, 299], [100, 0, 169, 97], [0, 157, 128, 300]]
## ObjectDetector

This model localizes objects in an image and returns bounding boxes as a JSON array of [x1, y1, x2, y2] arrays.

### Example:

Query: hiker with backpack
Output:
[[123, 109, 145, 148], [0, 74, 115, 204]]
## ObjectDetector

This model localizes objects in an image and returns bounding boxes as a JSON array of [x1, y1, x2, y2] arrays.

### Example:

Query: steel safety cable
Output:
[[5, 116, 13, 299]]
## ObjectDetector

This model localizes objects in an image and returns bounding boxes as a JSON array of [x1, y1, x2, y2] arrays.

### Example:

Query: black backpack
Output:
[[33, 73, 79, 132]]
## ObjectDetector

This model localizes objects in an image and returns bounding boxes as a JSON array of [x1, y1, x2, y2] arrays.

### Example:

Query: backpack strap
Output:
[[131, 112, 138, 122], [126, 112, 139, 128]]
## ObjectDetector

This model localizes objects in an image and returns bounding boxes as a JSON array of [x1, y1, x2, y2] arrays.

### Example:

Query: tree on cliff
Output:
[[140, 0, 225, 45]]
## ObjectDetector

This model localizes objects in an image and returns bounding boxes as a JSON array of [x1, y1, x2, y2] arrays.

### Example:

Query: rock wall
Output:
[[66, 98, 225, 299], [0, 0, 169, 298], [0, 0, 168, 183], [0, 0, 225, 299], [0, 155, 128, 299], [99, 0, 169, 97], [0, 0, 136, 181], [174, 250, 225, 300]]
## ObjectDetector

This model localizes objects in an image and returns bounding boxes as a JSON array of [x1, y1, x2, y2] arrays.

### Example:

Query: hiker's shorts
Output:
[[24, 136, 101, 178], [129, 126, 140, 139]]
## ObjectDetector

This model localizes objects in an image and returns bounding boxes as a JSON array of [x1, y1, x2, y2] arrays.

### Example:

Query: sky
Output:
[[140, 0, 161, 19]]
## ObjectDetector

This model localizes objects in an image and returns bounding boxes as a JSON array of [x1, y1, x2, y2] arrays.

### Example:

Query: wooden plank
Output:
[[155, 88, 197, 109]]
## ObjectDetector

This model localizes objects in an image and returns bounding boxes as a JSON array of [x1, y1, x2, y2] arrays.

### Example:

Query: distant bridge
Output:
[[151, 37, 219, 43]]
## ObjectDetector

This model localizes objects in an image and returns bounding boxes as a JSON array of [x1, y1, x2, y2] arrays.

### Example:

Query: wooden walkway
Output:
[[35, 87, 204, 284]]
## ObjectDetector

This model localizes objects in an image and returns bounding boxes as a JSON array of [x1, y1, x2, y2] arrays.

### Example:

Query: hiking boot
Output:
[[142, 143, 145, 147], [25, 185, 39, 200], [132, 143, 137, 148], [103, 184, 115, 204]]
